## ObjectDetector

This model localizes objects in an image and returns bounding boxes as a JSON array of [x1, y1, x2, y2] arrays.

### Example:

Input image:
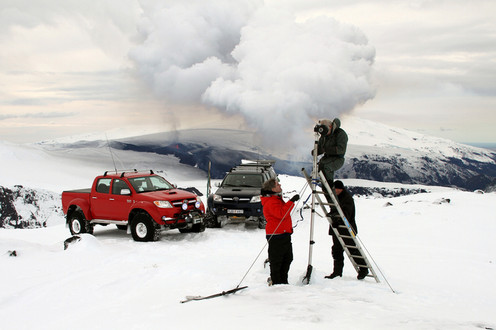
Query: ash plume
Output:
[[129, 1, 376, 151]]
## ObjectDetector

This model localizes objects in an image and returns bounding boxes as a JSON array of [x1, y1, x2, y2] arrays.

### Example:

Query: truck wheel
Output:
[[131, 213, 156, 242], [205, 211, 222, 228], [68, 211, 93, 235], [191, 223, 206, 233]]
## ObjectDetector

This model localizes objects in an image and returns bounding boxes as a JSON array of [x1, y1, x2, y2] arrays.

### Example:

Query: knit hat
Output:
[[318, 119, 332, 127], [334, 180, 344, 189]]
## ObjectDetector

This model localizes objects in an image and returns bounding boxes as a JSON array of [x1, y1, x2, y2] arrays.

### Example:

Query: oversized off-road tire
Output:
[[204, 211, 221, 228], [68, 210, 93, 235], [191, 223, 205, 233], [131, 212, 157, 242], [178, 226, 192, 233]]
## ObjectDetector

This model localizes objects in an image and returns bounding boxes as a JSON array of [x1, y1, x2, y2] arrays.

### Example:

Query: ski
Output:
[[180, 286, 248, 303]]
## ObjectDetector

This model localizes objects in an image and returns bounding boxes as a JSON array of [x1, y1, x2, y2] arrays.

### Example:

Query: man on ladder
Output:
[[313, 118, 348, 190], [325, 180, 369, 280]]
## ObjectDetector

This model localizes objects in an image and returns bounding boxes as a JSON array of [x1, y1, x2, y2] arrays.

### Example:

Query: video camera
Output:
[[313, 123, 329, 135]]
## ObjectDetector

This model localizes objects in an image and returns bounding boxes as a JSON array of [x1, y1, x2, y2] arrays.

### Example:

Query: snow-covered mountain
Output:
[[36, 117, 496, 191]]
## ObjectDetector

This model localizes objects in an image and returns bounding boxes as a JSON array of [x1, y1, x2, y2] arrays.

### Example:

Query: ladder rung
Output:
[[349, 252, 364, 257]]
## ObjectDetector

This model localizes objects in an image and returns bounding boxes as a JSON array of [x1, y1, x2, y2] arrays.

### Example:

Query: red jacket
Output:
[[261, 194, 295, 235]]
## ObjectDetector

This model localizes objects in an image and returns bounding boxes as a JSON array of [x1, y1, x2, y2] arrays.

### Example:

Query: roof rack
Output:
[[103, 169, 155, 177], [229, 159, 276, 173], [240, 159, 276, 166], [230, 167, 265, 173]]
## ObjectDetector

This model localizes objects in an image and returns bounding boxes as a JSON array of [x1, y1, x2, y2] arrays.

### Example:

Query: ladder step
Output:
[[350, 254, 365, 260]]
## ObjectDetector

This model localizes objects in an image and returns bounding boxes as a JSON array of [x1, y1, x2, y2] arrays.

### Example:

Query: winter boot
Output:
[[357, 267, 369, 280], [325, 272, 342, 279], [325, 259, 343, 279]]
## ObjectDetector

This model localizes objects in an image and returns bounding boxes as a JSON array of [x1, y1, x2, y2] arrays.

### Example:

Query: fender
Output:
[[66, 197, 92, 221], [131, 200, 162, 224]]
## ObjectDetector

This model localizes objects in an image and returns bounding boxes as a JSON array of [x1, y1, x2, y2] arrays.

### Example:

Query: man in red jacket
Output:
[[261, 178, 299, 285]]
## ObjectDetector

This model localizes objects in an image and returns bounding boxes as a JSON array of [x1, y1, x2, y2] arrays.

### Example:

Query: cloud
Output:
[[0, 111, 76, 121], [129, 1, 376, 151]]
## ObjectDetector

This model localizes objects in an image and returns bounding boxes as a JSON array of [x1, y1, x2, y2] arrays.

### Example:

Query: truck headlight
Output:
[[213, 194, 222, 202], [250, 195, 261, 203], [154, 200, 173, 208], [195, 197, 202, 209]]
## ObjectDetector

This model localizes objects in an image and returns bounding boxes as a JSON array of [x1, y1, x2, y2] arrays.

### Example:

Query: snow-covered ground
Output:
[[1, 176, 495, 329], [1, 141, 495, 329]]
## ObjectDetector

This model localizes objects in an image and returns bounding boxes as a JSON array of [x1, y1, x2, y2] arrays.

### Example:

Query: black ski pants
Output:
[[267, 234, 293, 285]]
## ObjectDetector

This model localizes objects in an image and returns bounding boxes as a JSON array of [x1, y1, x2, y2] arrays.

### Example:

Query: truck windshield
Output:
[[128, 176, 174, 193], [221, 173, 263, 188]]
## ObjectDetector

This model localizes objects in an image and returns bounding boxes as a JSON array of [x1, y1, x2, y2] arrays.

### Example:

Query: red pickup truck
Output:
[[62, 170, 205, 241]]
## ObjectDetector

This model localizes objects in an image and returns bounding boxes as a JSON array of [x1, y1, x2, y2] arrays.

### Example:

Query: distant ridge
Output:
[[36, 117, 496, 191]]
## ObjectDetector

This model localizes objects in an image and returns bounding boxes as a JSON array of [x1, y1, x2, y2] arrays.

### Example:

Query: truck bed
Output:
[[63, 188, 91, 194]]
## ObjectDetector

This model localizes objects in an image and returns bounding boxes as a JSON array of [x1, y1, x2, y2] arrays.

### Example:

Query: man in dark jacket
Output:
[[261, 178, 299, 285], [325, 180, 369, 280], [315, 118, 348, 187]]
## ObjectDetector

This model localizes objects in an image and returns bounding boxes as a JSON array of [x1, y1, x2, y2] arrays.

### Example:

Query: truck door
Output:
[[90, 178, 113, 219], [110, 179, 133, 221]]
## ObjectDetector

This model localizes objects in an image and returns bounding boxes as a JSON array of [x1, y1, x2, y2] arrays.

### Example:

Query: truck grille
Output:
[[171, 198, 197, 207], [221, 197, 251, 203]]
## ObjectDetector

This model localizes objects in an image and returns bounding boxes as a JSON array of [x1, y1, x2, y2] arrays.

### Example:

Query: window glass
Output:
[[222, 174, 263, 187], [96, 178, 111, 193], [112, 179, 130, 195], [128, 176, 174, 193]]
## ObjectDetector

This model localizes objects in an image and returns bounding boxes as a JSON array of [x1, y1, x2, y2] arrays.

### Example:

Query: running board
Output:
[[90, 219, 128, 225]]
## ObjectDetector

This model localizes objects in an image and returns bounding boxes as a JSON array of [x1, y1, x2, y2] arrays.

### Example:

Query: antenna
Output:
[[105, 133, 118, 174]]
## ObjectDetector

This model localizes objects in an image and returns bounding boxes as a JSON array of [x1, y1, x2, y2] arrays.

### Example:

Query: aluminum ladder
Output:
[[302, 169, 380, 282]]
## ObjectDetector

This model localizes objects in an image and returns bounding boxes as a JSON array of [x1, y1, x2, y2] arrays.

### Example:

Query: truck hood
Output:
[[140, 189, 198, 201], [214, 186, 261, 198]]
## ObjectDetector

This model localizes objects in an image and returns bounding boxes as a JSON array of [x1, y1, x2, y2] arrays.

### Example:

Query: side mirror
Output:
[[215, 182, 221, 187], [120, 188, 131, 195]]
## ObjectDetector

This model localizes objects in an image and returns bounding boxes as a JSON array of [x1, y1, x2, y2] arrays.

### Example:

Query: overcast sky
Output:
[[1, 0, 495, 146]]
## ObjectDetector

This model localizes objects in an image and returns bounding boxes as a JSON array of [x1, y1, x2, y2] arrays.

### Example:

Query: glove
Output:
[[290, 194, 300, 202]]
